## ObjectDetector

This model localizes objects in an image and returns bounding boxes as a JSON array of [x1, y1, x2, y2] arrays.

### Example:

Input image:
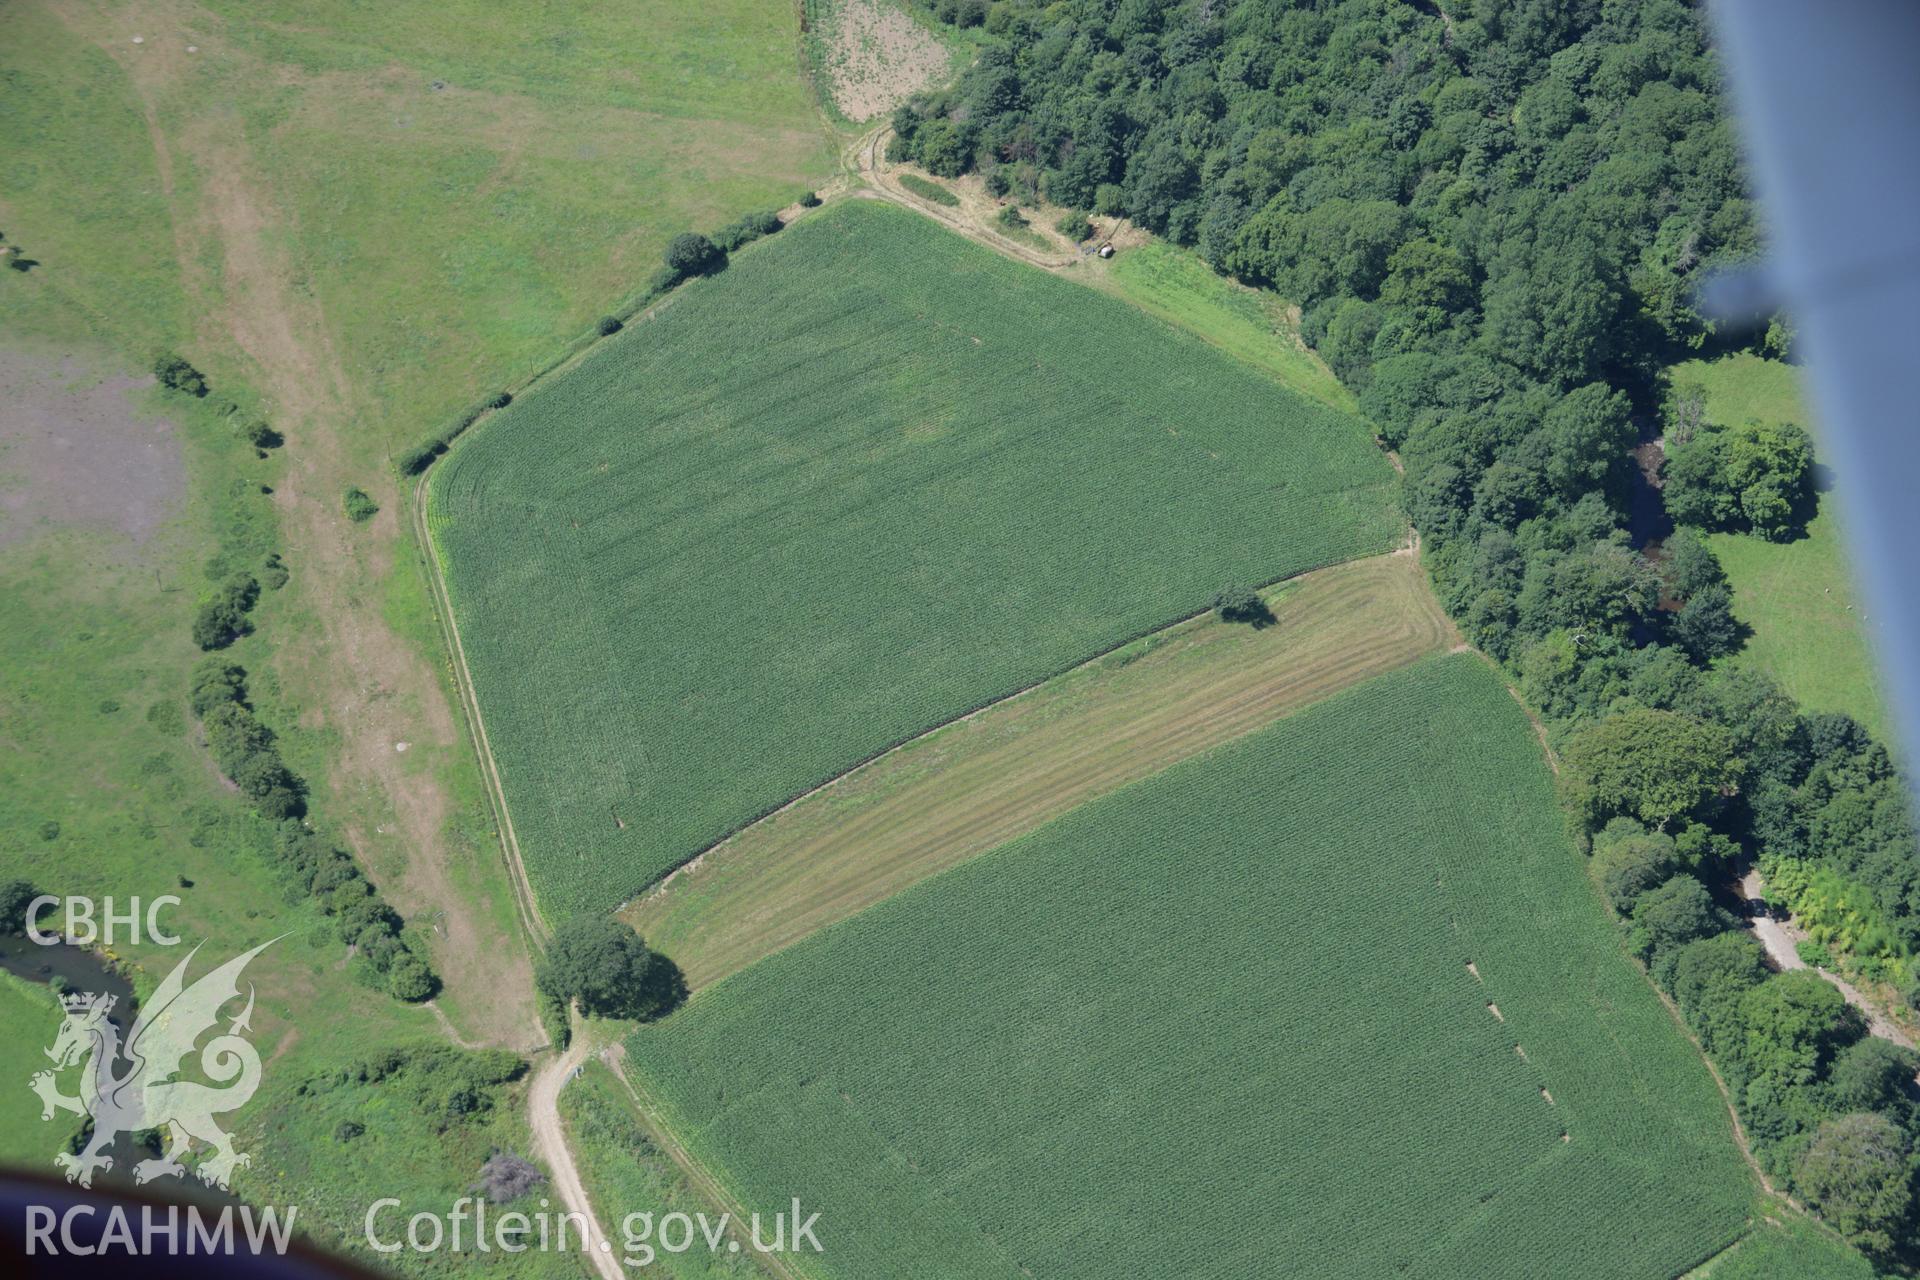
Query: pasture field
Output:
[[0, 971, 79, 1155], [620, 655, 1752, 1279], [1670, 354, 1890, 741], [628, 551, 1454, 988], [429, 198, 1401, 917]]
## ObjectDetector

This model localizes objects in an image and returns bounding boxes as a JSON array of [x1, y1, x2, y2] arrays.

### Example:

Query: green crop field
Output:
[[627, 552, 1456, 990], [559, 1060, 763, 1278], [619, 655, 1752, 1279], [429, 199, 1401, 916]]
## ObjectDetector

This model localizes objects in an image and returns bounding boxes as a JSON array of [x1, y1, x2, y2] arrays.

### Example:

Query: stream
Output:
[[0, 932, 138, 1006], [1627, 434, 1673, 552], [0, 933, 237, 1204]]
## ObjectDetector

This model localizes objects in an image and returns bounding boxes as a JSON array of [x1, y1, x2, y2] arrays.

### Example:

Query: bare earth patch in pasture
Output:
[[816, 0, 950, 122], [0, 347, 183, 550], [202, 143, 541, 1051], [627, 551, 1454, 988], [70, 13, 541, 1050]]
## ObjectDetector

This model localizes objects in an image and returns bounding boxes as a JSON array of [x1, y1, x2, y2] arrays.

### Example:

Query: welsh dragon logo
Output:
[[31, 939, 277, 1189]]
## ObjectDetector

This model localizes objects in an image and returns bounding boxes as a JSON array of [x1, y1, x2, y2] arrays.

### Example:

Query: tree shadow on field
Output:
[[638, 953, 688, 1022]]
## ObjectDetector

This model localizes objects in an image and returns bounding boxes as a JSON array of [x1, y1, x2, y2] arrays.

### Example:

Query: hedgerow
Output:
[[187, 660, 436, 1002]]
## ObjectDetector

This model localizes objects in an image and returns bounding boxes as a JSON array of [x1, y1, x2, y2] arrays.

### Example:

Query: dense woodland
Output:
[[898, 0, 1919, 1261]]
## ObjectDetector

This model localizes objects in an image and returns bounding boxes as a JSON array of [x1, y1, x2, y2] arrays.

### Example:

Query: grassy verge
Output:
[[1691, 1206, 1880, 1278], [1099, 241, 1355, 412], [0, 970, 79, 1155], [896, 172, 958, 205], [558, 1060, 766, 1278], [626, 551, 1450, 987]]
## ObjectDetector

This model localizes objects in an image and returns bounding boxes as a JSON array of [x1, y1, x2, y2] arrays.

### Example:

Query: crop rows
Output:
[[428, 200, 1400, 915], [621, 656, 1752, 1279]]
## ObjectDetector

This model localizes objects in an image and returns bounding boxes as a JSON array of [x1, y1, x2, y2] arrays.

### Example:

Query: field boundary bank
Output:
[[788, 0, 852, 177]]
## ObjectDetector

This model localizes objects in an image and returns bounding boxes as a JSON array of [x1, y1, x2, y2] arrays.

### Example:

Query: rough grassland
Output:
[[431, 199, 1400, 915], [628, 552, 1454, 988], [0, 0, 833, 450], [621, 655, 1752, 1280], [1670, 354, 1891, 742], [0, 970, 79, 1155], [1694, 1212, 1877, 1280], [1100, 241, 1355, 412]]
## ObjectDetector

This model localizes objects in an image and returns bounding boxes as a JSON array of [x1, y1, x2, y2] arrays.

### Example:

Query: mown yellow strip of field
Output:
[[625, 549, 1456, 989]]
